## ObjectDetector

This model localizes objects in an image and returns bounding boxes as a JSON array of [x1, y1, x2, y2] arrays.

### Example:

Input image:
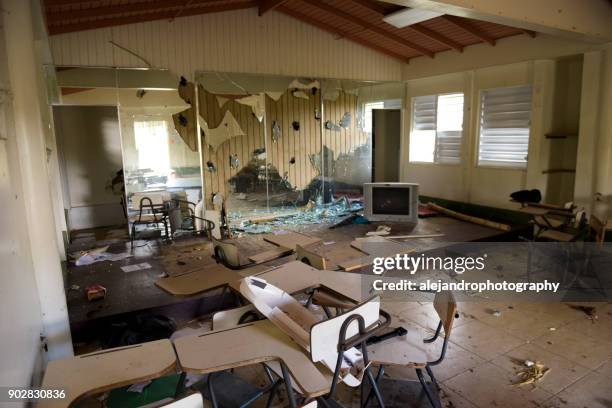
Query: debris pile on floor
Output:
[[232, 196, 363, 234], [71, 246, 132, 266], [512, 359, 550, 386], [569, 305, 598, 322]]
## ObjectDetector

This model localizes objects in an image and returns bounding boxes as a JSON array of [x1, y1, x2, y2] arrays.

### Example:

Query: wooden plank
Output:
[[263, 231, 322, 250], [40, 340, 176, 408], [428, 203, 511, 231]]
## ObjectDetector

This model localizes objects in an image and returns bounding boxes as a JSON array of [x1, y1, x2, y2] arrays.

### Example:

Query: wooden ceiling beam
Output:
[[309, 0, 434, 58], [405, 24, 463, 52], [48, 1, 258, 35], [349, 0, 390, 15], [258, 0, 289, 16], [45, 0, 95, 5], [441, 15, 496, 46], [47, 0, 194, 23], [278, 6, 410, 64], [520, 28, 537, 38]]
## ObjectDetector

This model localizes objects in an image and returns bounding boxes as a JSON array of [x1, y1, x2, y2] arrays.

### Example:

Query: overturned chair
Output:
[[212, 237, 292, 270]]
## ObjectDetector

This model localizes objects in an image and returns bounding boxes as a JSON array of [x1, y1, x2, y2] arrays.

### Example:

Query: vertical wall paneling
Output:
[[198, 85, 367, 210], [49, 9, 402, 82]]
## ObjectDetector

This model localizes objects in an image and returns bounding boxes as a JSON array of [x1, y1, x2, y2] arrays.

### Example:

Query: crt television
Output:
[[364, 182, 419, 223]]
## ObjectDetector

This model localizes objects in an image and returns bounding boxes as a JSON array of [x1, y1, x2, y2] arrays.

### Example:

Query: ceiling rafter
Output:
[[308, 0, 434, 58], [441, 15, 496, 46], [348, 0, 390, 15], [46, 0, 215, 23], [520, 28, 537, 38], [46, 0, 96, 5], [278, 6, 410, 64], [409, 24, 464, 52], [349, 0, 463, 53], [259, 0, 290, 16], [47, 1, 258, 35]]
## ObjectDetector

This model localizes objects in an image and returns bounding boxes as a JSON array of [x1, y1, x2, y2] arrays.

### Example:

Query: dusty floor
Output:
[[68, 225, 612, 408], [214, 300, 612, 408]]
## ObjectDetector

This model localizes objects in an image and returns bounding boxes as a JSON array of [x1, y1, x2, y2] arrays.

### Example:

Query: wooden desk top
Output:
[[156, 264, 241, 296], [229, 261, 367, 303], [174, 320, 332, 397], [40, 340, 177, 408]]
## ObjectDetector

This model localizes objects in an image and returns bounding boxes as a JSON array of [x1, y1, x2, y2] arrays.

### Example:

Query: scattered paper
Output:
[[121, 263, 152, 273], [72, 246, 133, 266]]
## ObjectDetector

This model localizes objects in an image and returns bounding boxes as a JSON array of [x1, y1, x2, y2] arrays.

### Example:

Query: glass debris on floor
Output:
[[231, 196, 364, 235]]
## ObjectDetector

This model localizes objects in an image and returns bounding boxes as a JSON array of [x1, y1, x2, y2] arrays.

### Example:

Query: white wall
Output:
[[48, 8, 402, 82], [54, 106, 124, 230], [2, 0, 73, 368], [401, 61, 557, 209], [0, 11, 45, 395]]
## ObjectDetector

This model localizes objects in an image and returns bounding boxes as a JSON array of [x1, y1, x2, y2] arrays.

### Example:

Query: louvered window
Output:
[[409, 93, 463, 164], [478, 85, 532, 168]]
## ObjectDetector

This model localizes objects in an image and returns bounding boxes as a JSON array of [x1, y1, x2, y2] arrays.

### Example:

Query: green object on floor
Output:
[[106, 373, 180, 408]]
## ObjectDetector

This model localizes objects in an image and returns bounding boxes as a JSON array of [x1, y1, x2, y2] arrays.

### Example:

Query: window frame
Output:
[[476, 84, 533, 170], [408, 92, 465, 166]]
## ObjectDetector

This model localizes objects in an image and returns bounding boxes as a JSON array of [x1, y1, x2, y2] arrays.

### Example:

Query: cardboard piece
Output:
[[296, 243, 365, 271], [155, 265, 238, 296], [248, 246, 293, 264], [263, 231, 322, 250]]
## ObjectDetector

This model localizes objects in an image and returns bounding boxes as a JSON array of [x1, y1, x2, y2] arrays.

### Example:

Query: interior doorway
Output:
[[53, 105, 126, 235]]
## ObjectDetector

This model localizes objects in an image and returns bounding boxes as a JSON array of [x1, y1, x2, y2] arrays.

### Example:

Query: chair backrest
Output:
[[589, 214, 606, 245], [212, 237, 242, 267], [162, 393, 203, 408], [433, 291, 457, 337], [309, 296, 381, 363], [133, 191, 167, 207], [296, 244, 327, 270]]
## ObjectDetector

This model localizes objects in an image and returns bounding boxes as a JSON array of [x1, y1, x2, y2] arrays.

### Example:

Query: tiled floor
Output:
[[365, 300, 612, 408], [211, 301, 612, 408]]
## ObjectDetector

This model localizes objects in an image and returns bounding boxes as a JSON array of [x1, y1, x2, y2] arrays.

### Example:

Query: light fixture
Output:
[[383, 8, 443, 28]]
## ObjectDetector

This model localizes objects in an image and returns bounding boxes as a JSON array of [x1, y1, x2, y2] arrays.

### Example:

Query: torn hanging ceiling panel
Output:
[[288, 79, 320, 90], [201, 110, 246, 152]]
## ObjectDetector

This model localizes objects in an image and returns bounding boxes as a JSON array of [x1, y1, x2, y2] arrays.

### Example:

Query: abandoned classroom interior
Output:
[[1, 0, 612, 407]]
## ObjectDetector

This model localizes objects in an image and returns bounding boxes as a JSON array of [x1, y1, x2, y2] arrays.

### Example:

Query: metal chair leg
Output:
[[362, 365, 384, 407], [416, 368, 437, 408], [425, 365, 439, 390], [365, 366, 385, 408], [207, 372, 219, 408], [280, 361, 297, 408], [174, 372, 186, 399]]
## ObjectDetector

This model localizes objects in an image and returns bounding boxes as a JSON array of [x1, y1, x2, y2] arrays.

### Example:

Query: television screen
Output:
[[372, 187, 411, 215]]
